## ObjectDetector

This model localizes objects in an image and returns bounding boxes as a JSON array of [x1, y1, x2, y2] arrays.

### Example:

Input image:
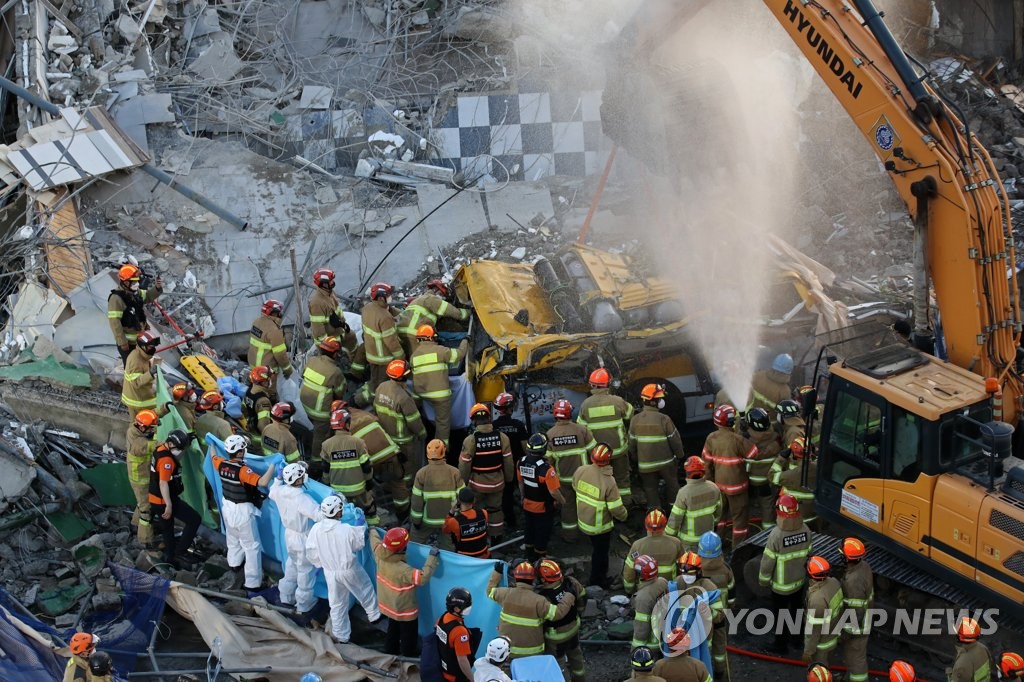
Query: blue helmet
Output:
[[300, 674, 323, 682], [697, 531, 723, 559], [772, 353, 794, 374]]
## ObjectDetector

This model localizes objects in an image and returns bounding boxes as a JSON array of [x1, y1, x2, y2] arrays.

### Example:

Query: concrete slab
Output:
[[483, 182, 554, 232]]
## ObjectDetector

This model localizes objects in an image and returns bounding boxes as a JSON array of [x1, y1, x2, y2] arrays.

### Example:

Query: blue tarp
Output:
[[201, 435, 505, 653]]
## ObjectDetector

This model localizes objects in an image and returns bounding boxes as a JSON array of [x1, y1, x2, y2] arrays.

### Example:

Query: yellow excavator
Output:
[[605, 0, 1024, 621]]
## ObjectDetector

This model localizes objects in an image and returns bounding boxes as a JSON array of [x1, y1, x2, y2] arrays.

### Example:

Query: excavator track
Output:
[[732, 527, 1024, 633]]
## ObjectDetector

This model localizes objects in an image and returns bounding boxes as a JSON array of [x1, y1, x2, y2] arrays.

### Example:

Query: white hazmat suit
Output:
[[268, 481, 320, 612], [305, 517, 380, 641]]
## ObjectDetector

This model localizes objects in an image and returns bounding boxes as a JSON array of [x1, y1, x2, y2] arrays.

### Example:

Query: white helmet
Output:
[[224, 434, 248, 455], [282, 462, 307, 486], [485, 636, 510, 663], [320, 495, 345, 518]]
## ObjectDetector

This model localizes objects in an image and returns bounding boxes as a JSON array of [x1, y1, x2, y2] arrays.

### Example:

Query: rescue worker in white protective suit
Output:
[[268, 462, 320, 614], [212, 434, 275, 593], [305, 494, 382, 642]]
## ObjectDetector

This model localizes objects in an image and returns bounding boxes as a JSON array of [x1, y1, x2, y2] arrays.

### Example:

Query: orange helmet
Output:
[[808, 664, 833, 682], [386, 359, 409, 380], [330, 408, 351, 431], [513, 561, 536, 582], [70, 632, 98, 655], [645, 509, 667, 533], [807, 556, 830, 579], [589, 368, 611, 388], [469, 402, 491, 420], [776, 492, 800, 518], [426, 279, 449, 298], [1000, 653, 1024, 679], [712, 404, 736, 428], [590, 443, 612, 466], [678, 551, 701, 574], [369, 282, 393, 301], [890, 661, 916, 682], [261, 299, 283, 316], [198, 391, 223, 411], [318, 336, 342, 354], [842, 537, 866, 561], [684, 455, 706, 478], [249, 365, 272, 385], [426, 439, 447, 460], [134, 409, 158, 430], [538, 559, 563, 583], [118, 263, 141, 283], [415, 324, 436, 340], [640, 383, 666, 402], [957, 616, 981, 642], [172, 382, 196, 402], [552, 399, 573, 420], [635, 554, 659, 581], [790, 436, 808, 459], [313, 267, 335, 288], [493, 392, 515, 411], [382, 527, 410, 552]]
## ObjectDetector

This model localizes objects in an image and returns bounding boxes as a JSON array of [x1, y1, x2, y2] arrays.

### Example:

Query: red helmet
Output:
[[369, 282, 393, 301], [137, 330, 159, 349], [469, 402, 491, 420], [313, 268, 335, 288], [70, 632, 98, 655], [415, 324, 437, 340], [776, 493, 800, 518], [1000, 653, 1024, 680], [645, 509, 667, 533], [790, 436, 807, 459], [712, 404, 736, 428], [330, 409, 351, 431], [957, 616, 981, 643], [678, 551, 701, 573], [386, 359, 409, 380], [133, 409, 158, 430], [589, 368, 611, 388], [537, 559, 563, 583], [426, 279, 449, 298], [807, 556, 830, 579], [640, 383, 666, 402], [808, 664, 833, 682], [842, 537, 866, 561], [591, 443, 612, 466], [552, 399, 573, 420], [261, 299, 283, 316], [318, 336, 342, 354], [684, 455, 706, 478], [249, 365, 272, 385], [198, 391, 223, 411], [635, 554, 658, 581], [118, 263, 142, 284], [513, 561, 535, 582], [890, 661, 916, 682], [493, 392, 515, 411], [382, 527, 410, 552], [271, 401, 295, 420]]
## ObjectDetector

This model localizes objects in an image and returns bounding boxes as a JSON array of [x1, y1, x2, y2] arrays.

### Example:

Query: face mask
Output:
[[657, 399, 666, 410], [462, 606, 473, 617], [681, 574, 697, 585]]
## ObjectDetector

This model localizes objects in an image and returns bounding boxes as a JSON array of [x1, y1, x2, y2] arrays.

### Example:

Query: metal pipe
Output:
[[0, 74, 250, 231]]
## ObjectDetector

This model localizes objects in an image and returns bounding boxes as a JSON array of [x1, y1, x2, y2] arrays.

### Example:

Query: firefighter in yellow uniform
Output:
[[840, 537, 873, 682], [747, 353, 793, 420], [630, 555, 668, 650], [410, 324, 468, 448], [703, 404, 757, 545], [261, 402, 301, 462], [248, 299, 293, 400], [410, 439, 464, 544], [578, 368, 634, 505], [122, 331, 161, 419], [743, 407, 780, 529], [308, 268, 356, 346], [666, 456, 722, 551], [574, 443, 628, 588], [948, 617, 992, 682], [628, 383, 684, 511], [547, 398, 596, 539], [375, 359, 424, 515], [370, 527, 439, 656], [759, 493, 812, 653], [487, 561, 577, 660], [320, 408, 377, 525], [459, 403, 513, 540], [126, 410, 157, 546], [346, 400, 408, 517], [537, 559, 586, 682], [623, 509, 683, 591], [803, 556, 844, 665], [697, 531, 734, 678], [300, 336, 346, 457], [362, 282, 404, 392], [396, 279, 469, 355], [769, 436, 817, 523], [107, 263, 161, 363]]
